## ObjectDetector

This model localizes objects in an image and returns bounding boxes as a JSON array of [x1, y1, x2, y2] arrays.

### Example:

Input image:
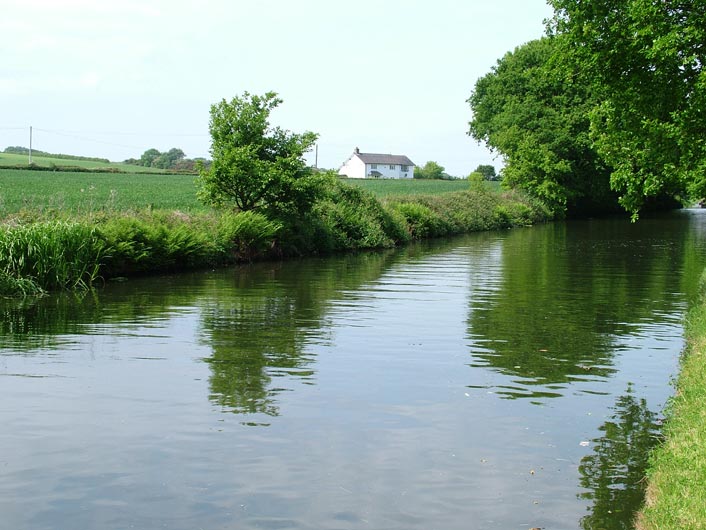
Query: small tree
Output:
[[140, 148, 161, 167], [474, 164, 498, 181], [414, 161, 446, 180], [197, 91, 318, 214], [468, 171, 485, 192]]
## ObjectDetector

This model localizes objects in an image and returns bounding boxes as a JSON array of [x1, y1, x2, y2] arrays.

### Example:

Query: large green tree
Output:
[[548, 0, 706, 215], [468, 36, 617, 217], [197, 91, 318, 214]]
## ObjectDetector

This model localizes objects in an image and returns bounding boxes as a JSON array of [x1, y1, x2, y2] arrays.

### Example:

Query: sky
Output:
[[1, 0, 553, 176]]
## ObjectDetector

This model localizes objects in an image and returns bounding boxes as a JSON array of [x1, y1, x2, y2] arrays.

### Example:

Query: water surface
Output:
[[2, 210, 705, 529]]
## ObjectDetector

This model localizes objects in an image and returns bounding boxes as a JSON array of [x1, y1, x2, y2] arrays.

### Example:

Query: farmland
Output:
[[0, 152, 165, 173], [0, 169, 206, 216], [343, 177, 481, 197], [0, 168, 485, 217]]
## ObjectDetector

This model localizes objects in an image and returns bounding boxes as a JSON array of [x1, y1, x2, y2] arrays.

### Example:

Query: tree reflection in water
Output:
[[578, 385, 662, 530]]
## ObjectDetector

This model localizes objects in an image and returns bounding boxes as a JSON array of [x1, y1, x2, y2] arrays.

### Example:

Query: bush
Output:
[[306, 180, 408, 252], [391, 202, 448, 239], [216, 210, 282, 262], [98, 213, 216, 275]]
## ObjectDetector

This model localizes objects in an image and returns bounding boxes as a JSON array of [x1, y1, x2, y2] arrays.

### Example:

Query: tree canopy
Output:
[[473, 164, 498, 181], [414, 161, 449, 180], [125, 147, 191, 170], [469, 1, 706, 217], [547, 0, 706, 214], [468, 36, 617, 217], [197, 91, 319, 214]]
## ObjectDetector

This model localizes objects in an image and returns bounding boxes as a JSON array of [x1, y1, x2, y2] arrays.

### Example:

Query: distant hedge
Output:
[[3, 146, 110, 163]]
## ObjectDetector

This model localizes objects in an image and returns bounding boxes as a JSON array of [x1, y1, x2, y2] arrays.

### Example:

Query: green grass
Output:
[[0, 152, 167, 172], [341, 177, 494, 197], [636, 271, 706, 530], [0, 170, 499, 218], [0, 169, 206, 216]]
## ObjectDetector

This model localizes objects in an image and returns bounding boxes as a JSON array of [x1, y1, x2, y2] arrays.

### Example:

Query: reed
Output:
[[0, 221, 105, 292]]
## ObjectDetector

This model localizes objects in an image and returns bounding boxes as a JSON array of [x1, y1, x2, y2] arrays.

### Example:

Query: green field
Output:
[[0, 152, 165, 173], [0, 169, 206, 216], [343, 177, 479, 197], [0, 169, 489, 217]]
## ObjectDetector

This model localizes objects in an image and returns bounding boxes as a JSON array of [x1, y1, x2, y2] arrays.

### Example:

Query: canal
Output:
[[1, 210, 705, 529]]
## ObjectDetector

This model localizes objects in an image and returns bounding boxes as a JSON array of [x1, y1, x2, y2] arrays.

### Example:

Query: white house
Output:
[[338, 148, 415, 179]]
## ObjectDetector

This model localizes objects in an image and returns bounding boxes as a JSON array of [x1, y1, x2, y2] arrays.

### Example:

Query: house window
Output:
[[389, 164, 396, 170], [401, 165, 409, 172], [370, 164, 377, 169]]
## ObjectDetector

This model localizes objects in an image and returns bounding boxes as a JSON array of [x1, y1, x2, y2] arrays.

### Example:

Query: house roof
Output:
[[356, 152, 415, 166]]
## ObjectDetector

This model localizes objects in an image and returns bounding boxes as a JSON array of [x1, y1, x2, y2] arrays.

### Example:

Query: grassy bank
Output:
[[636, 271, 706, 529], [0, 173, 551, 295]]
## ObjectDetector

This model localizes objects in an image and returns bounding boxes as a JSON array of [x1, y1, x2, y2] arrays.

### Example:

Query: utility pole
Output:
[[29, 126, 32, 164], [315, 143, 318, 169]]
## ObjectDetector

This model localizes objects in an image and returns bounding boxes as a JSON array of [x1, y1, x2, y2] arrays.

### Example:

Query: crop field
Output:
[[343, 177, 494, 197], [0, 168, 498, 218], [0, 152, 164, 173], [0, 169, 206, 216]]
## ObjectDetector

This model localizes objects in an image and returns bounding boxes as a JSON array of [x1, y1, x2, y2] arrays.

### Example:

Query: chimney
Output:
[[354, 147, 360, 154]]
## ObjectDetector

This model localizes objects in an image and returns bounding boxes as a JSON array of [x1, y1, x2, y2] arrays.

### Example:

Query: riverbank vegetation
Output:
[[635, 271, 706, 529], [0, 177, 549, 296]]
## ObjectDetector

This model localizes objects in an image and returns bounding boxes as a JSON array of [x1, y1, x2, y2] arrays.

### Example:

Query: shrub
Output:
[[216, 210, 282, 262], [305, 180, 407, 252], [98, 213, 217, 275], [391, 202, 447, 239]]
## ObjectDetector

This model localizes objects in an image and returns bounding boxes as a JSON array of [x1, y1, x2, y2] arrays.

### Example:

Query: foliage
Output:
[[98, 213, 215, 275], [197, 91, 319, 215], [125, 147, 189, 170], [469, 36, 618, 217], [390, 202, 445, 239], [215, 210, 282, 261], [548, 0, 706, 215], [414, 160, 449, 180], [388, 188, 549, 238], [474, 164, 498, 181], [636, 270, 706, 529], [467, 171, 485, 191], [0, 221, 105, 291], [300, 179, 407, 253]]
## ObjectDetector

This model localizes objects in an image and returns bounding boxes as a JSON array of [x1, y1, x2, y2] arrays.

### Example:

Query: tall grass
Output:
[[0, 221, 105, 293]]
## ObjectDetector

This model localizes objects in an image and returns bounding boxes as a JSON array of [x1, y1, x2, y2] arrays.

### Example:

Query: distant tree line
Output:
[[414, 160, 498, 181], [124, 148, 209, 172], [3, 146, 110, 163]]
